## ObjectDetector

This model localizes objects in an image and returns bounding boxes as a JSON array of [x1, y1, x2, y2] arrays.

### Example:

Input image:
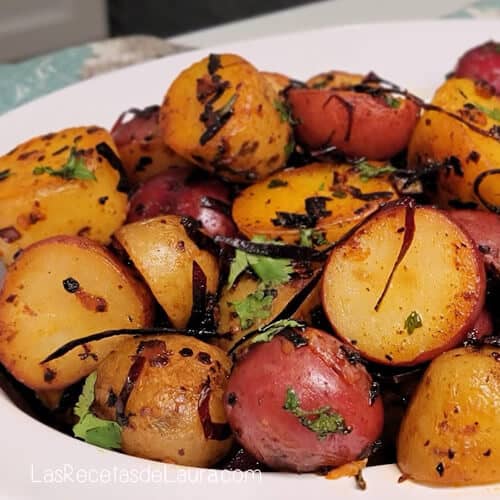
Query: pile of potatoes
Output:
[[0, 47, 499, 486]]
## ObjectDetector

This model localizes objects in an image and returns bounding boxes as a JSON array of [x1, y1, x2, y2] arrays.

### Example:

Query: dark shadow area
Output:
[[109, 0, 323, 37]]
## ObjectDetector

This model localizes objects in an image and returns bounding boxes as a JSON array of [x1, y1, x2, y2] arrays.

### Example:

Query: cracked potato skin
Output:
[[160, 54, 292, 183], [94, 335, 233, 467], [397, 347, 500, 486]]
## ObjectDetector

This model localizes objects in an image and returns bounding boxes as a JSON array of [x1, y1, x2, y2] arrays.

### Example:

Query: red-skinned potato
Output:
[[225, 327, 383, 472], [322, 203, 486, 366], [111, 105, 191, 186], [454, 41, 500, 94], [128, 171, 237, 238], [446, 209, 500, 277], [287, 88, 420, 159]]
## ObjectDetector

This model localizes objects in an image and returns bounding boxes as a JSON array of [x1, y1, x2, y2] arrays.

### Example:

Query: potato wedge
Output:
[[111, 105, 192, 186], [215, 272, 319, 352], [0, 236, 153, 391], [397, 346, 500, 486], [232, 162, 398, 245], [160, 53, 292, 183], [322, 204, 485, 365], [408, 77, 500, 212], [115, 215, 219, 328], [0, 127, 128, 264]]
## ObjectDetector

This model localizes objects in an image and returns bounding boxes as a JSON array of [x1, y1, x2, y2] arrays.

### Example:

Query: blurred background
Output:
[[0, 0, 320, 61]]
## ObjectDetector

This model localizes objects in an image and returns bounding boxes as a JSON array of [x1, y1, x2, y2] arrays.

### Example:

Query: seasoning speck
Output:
[[62, 277, 80, 293]]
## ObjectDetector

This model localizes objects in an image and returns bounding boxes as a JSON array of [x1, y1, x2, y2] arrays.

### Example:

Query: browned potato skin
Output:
[[111, 106, 192, 186], [0, 127, 128, 264], [322, 205, 486, 366], [408, 78, 500, 212], [161, 54, 292, 183], [0, 236, 153, 390], [94, 335, 233, 467], [115, 215, 219, 328], [261, 71, 292, 95], [398, 347, 500, 486], [215, 272, 319, 352], [232, 162, 398, 244], [306, 70, 364, 89]]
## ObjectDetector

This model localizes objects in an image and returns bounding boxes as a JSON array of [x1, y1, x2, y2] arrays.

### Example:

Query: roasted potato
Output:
[[111, 105, 192, 186], [306, 70, 364, 89], [287, 88, 420, 159], [0, 127, 128, 264], [94, 335, 233, 467], [225, 327, 384, 472], [160, 53, 292, 183], [261, 71, 292, 95], [232, 162, 398, 245], [215, 272, 320, 352], [322, 204, 486, 366], [397, 346, 500, 486], [408, 78, 500, 212], [115, 215, 219, 328], [0, 236, 153, 391], [128, 170, 237, 238]]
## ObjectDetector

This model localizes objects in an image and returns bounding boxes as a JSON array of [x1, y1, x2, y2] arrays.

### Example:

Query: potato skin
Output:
[[288, 88, 420, 159], [0, 236, 153, 390], [408, 78, 500, 212], [111, 105, 192, 186], [225, 327, 383, 472], [322, 205, 486, 366], [397, 347, 500, 485], [0, 127, 128, 264], [115, 215, 219, 328], [232, 162, 398, 244], [161, 53, 292, 183], [94, 335, 233, 467]]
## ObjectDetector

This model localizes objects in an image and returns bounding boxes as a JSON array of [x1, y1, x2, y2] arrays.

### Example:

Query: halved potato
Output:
[[115, 215, 219, 328], [232, 162, 398, 245], [0, 127, 128, 264], [408, 77, 500, 212], [322, 204, 485, 365], [215, 271, 319, 352], [0, 236, 153, 391], [398, 346, 500, 486]]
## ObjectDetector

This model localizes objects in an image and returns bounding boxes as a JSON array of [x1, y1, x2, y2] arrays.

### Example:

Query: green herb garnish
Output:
[[299, 228, 327, 247], [230, 287, 275, 329], [0, 169, 11, 181], [283, 387, 348, 439], [33, 148, 96, 180], [284, 138, 295, 157], [331, 189, 347, 198], [384, 95, 401, 109], [317, 182, 325, 191], [73, 372, 121, 449], [404, 310, 423, 334], [251, 319, 305, 344], [267, 178, 288, 189], [356, 161, 397, 181], [273, 100, 298, 125], [472, 102, 500, 122], [227, 236, 293, 287]]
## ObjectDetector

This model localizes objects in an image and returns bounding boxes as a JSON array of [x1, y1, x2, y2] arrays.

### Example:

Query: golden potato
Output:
[[232, 162, 398, 245], [261, 71, 292, 95], [408, 77, 500, 212], [0, 126, 128, 264], [306, 70, 364, 89], [94, 335, 232, 467], [398, 347, 500, 486], [160, 53, 292, 183], [115, 215, 219, 328], [0, 236, 153, 391]]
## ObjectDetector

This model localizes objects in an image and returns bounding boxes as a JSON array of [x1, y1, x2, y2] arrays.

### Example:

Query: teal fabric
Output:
[[0, 1, 499, 116]]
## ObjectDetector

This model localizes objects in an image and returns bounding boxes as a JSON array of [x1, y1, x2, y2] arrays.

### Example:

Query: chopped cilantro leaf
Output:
[[284, 137, 295, 157], [251, 319, 305, 344], [283, 387, 348, 439], [33, 148, 96, 181], [356, 161, 397, 181], [230, 287, 274, 329], [73, 372, 121, 449], [472, 102, 500, 122], [299, 228, 327, 247], [267, 178, 288, 189], [385, 95, 401, 109], [227, 249, 248, 287], [273, 100, 298, 125], [404, 310, 423, 334]]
